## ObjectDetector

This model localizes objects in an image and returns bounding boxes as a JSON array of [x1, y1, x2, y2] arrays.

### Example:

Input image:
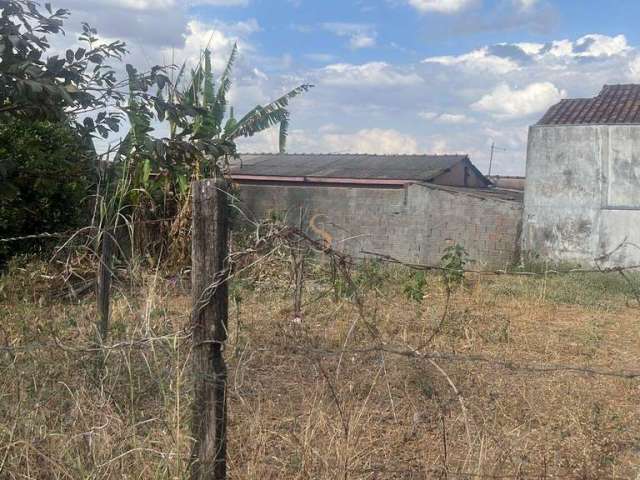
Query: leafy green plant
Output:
[[1, 1, 313, 268], [0, 119, 93, 265], [104, 44, 313, 258], [403, 270, 428, 302], [165, 45, 313, 166], [0, 1, 128, 139], [440, 244, 469, 291]]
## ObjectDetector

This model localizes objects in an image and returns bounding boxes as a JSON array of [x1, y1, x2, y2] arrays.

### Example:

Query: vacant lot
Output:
[[1, 258, 639, 479]]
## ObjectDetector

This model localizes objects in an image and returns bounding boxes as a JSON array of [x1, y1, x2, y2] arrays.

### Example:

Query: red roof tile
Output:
[[538, 84, 640, 125]]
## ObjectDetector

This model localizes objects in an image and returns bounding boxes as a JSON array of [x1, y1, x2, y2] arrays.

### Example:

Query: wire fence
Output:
[[3, 220, 640, 383], [3, 211, 640, 479]]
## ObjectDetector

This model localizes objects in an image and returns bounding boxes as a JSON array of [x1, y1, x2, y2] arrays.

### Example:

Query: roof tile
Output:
[[538, 84, 640, 125]]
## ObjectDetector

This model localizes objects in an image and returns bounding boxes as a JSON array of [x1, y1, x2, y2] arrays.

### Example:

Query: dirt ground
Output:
[[1, 261, 639, 479]]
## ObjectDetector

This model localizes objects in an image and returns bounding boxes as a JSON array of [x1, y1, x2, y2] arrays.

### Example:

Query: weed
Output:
[[440, 244, 469, 291], [403, 270, 428, 302], [1, 258, 639, 479]]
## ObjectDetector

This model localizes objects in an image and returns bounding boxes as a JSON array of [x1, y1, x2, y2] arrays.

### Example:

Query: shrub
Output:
[[0, 120, 94, 266], [440, 244, 469, 291]]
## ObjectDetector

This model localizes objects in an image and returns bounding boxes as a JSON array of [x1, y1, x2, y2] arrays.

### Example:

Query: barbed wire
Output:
[[0, 218, 180, 244], [0, 229, 87, 244], [361, 250, 640, 276], [297, 344, 640, 381], [3, 331, 638, 382], [6, 218, 640, 278], [0, 330, 192, 355], [354, 465, 552, 480], [3, 214, 640, 381]]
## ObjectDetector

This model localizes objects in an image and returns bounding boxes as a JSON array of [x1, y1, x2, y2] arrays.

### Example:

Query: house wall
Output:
[[523, 124, 640, 266], [430, 161, 488, 188], [235, 182, 522, 268]]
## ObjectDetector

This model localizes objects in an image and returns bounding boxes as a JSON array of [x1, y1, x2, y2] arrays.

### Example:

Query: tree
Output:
[[0, 119, 92, 265], [0, 1, 314, 264], [0, 0, 127, 139]]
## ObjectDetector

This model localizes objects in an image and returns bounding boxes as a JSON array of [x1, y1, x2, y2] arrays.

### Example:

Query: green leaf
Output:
[[142, 158, 152, 188], [227, 84, 313, 140]]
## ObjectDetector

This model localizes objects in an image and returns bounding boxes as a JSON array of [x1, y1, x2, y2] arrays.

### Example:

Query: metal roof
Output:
[[538, 84, 640, 125], [230, 153, 471, 182]]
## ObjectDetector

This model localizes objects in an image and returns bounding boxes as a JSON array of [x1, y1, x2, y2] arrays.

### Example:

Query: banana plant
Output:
[[167, 43, 313, 169], [109, 43, 313, 258]]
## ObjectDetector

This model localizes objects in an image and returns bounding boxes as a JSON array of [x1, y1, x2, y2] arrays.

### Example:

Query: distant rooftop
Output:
[[538, 84, 640, 126], [230, 153, 473, 182]]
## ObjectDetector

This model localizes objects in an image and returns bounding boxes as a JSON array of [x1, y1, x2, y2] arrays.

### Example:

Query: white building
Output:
[[523, 84, 640, 267]]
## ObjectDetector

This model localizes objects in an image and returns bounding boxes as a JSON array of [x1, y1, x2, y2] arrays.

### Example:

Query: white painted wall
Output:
[[524, 124, 640, 266]]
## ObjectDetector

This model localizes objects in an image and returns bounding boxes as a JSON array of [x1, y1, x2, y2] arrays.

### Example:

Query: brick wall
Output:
[[235, 182, 522, 269]]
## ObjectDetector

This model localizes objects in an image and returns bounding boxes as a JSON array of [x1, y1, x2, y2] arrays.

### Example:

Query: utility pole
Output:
[[488, 141, 507, 177]]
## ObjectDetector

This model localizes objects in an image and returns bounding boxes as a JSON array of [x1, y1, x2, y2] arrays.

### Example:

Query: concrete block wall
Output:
[[235, 182, 522, 269], [406, 184, 522, 267]]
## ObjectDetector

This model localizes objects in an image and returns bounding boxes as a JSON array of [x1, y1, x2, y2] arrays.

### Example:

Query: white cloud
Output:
[[514, 0, 538, 10], [320, 62, 422, 87], [323, 128, 419, 153], [438, 113, 474, 124], [252, 68, 268, 81], [628, 56, 640, 81], [418, 111, 439, 120], [424, 34, 631, 77], [197, 0, 249, 4], [322, 23, 377, 50], [522, 34, 629, 60], [472, 82, 565, 118], [514, 41, 545, 55], [238, 128, 420, 155], [424, 47, 520, 74], [350, 34, 376, 49], [109, 0, 248, 9], [428, 137, 453, 154], [419, 112, 474, 124], [305, 53, 337, 63], [160, 19, 258, 71], [407, 0, 476, 14], [573, 34, 629, 58], [110, 0, 173, 8]]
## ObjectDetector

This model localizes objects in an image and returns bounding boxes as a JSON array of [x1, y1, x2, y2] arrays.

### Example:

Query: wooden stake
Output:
[[96, 228, 113, 343], [190, 179, 229, 480]]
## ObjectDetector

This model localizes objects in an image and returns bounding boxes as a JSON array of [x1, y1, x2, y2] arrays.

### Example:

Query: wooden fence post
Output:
[[96, 228, 114, 344], [190, 179, 229, 480], [292, 208, 305, 321]]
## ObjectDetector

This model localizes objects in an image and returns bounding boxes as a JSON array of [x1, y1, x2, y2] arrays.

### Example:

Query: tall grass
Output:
[[1, 254, 639, 479]]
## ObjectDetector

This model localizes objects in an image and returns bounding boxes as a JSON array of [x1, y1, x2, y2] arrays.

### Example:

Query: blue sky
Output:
[[61, 0, 640, 174]]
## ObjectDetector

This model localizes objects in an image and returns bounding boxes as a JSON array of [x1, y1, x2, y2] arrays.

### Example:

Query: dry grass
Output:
[[1, 257, 640, 479]]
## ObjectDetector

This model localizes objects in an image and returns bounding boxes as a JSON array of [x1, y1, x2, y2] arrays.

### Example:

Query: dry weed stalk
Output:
[[2, 211, 640, 479]]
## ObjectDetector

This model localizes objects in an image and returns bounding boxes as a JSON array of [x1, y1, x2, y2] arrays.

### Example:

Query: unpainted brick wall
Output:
[[235, 182, 522, 269]]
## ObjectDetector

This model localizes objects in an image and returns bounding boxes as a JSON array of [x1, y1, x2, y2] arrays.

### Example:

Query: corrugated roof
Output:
[[538, 84, 640, 125], [230, 153, 470, 181]]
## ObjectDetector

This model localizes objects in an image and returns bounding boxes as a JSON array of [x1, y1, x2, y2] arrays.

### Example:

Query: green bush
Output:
[[0, 120, 93, 265]]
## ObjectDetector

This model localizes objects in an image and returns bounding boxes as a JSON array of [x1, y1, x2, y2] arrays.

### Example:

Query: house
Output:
[[231, 153, 522, 268], [523, 84, 640, 266], [231, 153, 491, 188]]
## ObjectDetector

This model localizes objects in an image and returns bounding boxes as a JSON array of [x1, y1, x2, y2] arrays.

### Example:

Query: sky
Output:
[[54, 0, 640, 175]]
